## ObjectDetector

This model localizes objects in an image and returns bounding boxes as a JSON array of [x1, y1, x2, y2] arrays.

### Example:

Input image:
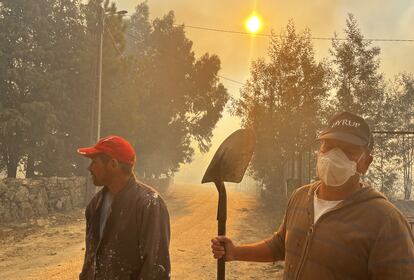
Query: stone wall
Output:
[[0, 177, 86, 223]]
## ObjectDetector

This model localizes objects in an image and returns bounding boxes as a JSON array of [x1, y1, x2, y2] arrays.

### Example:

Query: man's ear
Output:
[[359, 154, 373, 174]]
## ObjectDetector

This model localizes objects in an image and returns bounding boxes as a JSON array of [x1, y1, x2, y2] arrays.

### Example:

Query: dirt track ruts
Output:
[[0, 184, 284, 280]]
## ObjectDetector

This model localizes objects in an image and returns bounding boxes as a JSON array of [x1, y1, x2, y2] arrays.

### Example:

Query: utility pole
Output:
[[93, 4, 127, 142], [96, 5, 104, 141], [85, 3, 105, 206], [89, 3, 104, 146], [84, 4, 128, 206]]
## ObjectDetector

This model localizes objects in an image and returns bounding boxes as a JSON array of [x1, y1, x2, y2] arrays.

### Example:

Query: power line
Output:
[[179, 24, 270, 38], [123, 31, 247, 86], [122, 21, 414, 86], [177, 24, 414, 42], [2, 5, 413, 43], [218, 75, 245, 86], [122, 22, 414, 87], [373, 131, 414, 135]]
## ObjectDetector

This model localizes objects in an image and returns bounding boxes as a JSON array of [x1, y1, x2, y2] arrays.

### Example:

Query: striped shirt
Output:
[[266, 181, 414, 280]]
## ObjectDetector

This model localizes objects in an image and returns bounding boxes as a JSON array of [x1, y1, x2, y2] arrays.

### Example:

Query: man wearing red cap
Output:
[[77, 136, 170, 280], [211, 112, 414, 279]]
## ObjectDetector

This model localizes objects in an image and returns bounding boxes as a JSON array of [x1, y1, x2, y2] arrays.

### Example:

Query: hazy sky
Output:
[[112, 0, 414, 183]]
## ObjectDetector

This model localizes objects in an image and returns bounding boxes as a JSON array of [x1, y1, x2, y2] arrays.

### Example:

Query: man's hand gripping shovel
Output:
[[202, 129, 256, 280]]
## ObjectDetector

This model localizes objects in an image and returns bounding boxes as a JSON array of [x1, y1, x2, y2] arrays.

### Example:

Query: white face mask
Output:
[[316, 148, 363, 187]]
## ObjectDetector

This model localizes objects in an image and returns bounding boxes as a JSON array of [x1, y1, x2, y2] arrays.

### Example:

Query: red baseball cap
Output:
[[77, 135, 136, 165]]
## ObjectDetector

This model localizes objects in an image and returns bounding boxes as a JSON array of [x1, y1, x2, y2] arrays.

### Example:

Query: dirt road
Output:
[[0, 184, 284, 279]]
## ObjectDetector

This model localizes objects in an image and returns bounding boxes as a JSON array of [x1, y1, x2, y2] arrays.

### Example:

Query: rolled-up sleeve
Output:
[[264, 214, 287, 261]]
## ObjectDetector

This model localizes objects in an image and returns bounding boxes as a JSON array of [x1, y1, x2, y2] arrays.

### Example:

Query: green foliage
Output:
[[330, 14, 384, 118], [0, 0, 228, 180], [232, 20, 331, 193], [329, 14, 414, 198], [382, 74, 414, 199], [328, 14, 414, 199], [0, 0, 86, 177], [103, 5, 229, 179]]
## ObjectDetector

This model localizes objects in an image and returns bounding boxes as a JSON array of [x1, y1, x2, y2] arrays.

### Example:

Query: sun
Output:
[[245, 14, 262, 33]]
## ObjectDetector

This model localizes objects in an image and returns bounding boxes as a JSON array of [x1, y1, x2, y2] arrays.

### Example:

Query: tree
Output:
[[33, 0, 94, 177], [232, 21, 331, 195], [0, 0, 61, 177], [0, 0, 96, 178], [330, 14, 386, 123], [389, 74, 414, 199], [98, 3, 229, 180], [330, 14, 404, 196], [0, 0, 228, 181]]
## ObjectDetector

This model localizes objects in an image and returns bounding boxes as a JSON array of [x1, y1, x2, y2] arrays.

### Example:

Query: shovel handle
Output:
[[215, 182, 227, 280], [218, 218, 226, 280], [218, 258, 225, 280]]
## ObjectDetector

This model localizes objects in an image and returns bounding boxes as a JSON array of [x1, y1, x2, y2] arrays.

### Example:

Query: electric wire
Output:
[[177, 24, 414, 42]]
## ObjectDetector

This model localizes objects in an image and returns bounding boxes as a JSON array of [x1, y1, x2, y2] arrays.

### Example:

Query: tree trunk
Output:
[[6, 157, 18, 178], [26, 153, 35, 178]]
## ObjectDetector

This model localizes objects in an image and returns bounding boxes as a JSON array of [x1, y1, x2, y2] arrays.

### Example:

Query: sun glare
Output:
[[245, 14, 262, 33]]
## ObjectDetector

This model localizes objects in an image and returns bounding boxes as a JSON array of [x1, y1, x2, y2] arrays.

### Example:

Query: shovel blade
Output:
[[202, 129, 256, 184]]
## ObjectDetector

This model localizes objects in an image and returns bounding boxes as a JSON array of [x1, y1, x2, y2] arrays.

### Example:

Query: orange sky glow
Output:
[[112, 0, 414, 183]]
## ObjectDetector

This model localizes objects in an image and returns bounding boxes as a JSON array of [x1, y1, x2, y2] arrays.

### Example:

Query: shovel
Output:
[[202, 128, 256, 280]]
